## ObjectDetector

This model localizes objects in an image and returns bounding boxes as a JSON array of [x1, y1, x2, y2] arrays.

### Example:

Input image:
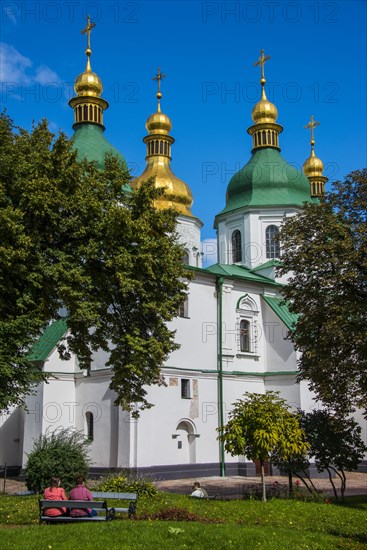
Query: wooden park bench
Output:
[[39, 499, 111, 523], [91, 491, 138, 519]]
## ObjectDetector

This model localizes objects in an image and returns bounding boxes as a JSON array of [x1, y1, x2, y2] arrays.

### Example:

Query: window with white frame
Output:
[[240, 320, 250, 352], [181, 378, 191, 398], [232, 230, 242, 263], [236, 294, 259, 354], [265, 225, 280, 259]]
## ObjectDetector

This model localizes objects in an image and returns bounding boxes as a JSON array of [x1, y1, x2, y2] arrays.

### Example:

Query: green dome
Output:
[[71, 123, 127, 171], [216, 148, 311, 219]]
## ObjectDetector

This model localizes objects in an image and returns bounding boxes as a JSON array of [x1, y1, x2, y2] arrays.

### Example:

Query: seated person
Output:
[[69, 475, 96, 517], [191, 481, 208, 498], [43, 477, 67, 516]]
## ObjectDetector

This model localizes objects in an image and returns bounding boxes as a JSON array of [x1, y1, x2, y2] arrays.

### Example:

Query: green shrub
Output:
[[96, 469, 157, 497], [25, 428, 91, 492]]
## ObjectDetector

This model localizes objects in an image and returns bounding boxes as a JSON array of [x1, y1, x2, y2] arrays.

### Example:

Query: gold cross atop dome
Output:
[[71, 14, 105, 113], [249, 48, 279, 133], [81, 15, 96, 55], [304, 115, 320, 147], [153, 67, 167, 110], [254, 49, 271, 85]]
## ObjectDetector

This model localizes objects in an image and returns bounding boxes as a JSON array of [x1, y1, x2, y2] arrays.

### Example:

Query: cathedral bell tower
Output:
[[132, 69, 203, 267]]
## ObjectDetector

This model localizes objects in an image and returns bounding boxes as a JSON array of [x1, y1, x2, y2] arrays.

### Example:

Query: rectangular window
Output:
[[179, 295, 189, 318], [239, 319, 253, 353], [181, 379, 191, 399]]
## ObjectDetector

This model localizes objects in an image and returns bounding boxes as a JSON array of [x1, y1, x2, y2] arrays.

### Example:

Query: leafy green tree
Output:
[[0, 112, 189, 414], [218, 391, 309, 501], [25, 429, 91, 492], [278, 170, 367, 416], [302, 409, 367, 502]]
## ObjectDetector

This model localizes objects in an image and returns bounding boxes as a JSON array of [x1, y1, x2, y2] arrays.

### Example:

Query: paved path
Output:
[[155, 472, 367, 499], [3, 472, 366, 499]]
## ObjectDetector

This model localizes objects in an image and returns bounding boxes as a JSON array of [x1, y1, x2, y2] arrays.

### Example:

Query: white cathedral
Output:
[[1, 25, 365, 478]]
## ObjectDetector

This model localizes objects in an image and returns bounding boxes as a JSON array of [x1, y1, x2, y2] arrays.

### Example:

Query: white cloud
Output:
[[0, 43, 62, 88], [201, 239, 218, 268], [0, 43, 32, 83], [35, 66, 61, 85]]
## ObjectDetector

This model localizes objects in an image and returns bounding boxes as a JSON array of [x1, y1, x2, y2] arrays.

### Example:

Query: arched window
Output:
[[85, 412, 94, 441], [183, 251, 190, 265], [266, 225, 280, 259], [240, 320, 250, 352], [232, 230, 242, 263]]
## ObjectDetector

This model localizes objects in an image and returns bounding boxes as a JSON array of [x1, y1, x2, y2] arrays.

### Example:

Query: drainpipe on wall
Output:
[[216, 276, 226, 477]]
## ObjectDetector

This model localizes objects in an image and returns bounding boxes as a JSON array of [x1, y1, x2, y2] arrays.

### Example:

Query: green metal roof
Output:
[[261, 295, 298, 331], [252, 259, 282, 272], [28, 319, 68, 362], [205, 263, 278, 285], [71, 123, 127, 171], [215, 147, 311, 224]]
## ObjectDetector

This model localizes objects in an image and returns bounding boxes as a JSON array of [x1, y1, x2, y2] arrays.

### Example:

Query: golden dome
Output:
[[132, 160, 193, 217], [146, 106, 172, 135], [303, 148, 324, 178], [252, 88, 278, 124], [132, 68, 194, 216], [74, 56, 103, 97]]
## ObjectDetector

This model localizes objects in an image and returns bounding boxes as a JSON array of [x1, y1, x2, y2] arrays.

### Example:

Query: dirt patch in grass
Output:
[[137, 507, 224, 524]]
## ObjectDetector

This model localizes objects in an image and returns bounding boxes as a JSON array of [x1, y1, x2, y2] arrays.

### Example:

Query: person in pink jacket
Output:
[[43, 477, 67, 516], [69, 475, 96, 517]]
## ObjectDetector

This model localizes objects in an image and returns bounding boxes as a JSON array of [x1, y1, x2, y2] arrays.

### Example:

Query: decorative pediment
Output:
[[236, 293, 258, 312]]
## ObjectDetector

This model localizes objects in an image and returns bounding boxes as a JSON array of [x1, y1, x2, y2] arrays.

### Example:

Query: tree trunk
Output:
[[326, 467, 338, 502], [288, 471, 293, 496], [300, 468, 319, 495], [330, 466, 346, 503], [261, 461, 266, 502], [340, 469, 346, 502]]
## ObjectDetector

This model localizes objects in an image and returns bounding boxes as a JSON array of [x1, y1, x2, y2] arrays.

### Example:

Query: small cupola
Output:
[[303, 116, 328, 198], [69, 16, 108, 128], [247, 50, 283, 151]]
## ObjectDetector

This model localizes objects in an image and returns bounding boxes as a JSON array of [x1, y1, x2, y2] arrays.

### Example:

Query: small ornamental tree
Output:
[[25, 429, 91, 492], [302, 409, 367, 502], [218, 391, 309, 501]]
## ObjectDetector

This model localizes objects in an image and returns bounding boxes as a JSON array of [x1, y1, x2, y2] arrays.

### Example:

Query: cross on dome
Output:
[[81, 15, 96, 55], [153, 67, 167, 111], [254, 49, 271, 85], [304, 115, 320, 147]]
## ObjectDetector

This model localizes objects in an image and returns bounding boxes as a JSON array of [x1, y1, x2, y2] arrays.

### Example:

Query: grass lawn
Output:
[[0, 492, 366, 549]]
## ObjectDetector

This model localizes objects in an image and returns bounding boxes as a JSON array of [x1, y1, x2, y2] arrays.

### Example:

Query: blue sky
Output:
[[1, 0, 366, 245]]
